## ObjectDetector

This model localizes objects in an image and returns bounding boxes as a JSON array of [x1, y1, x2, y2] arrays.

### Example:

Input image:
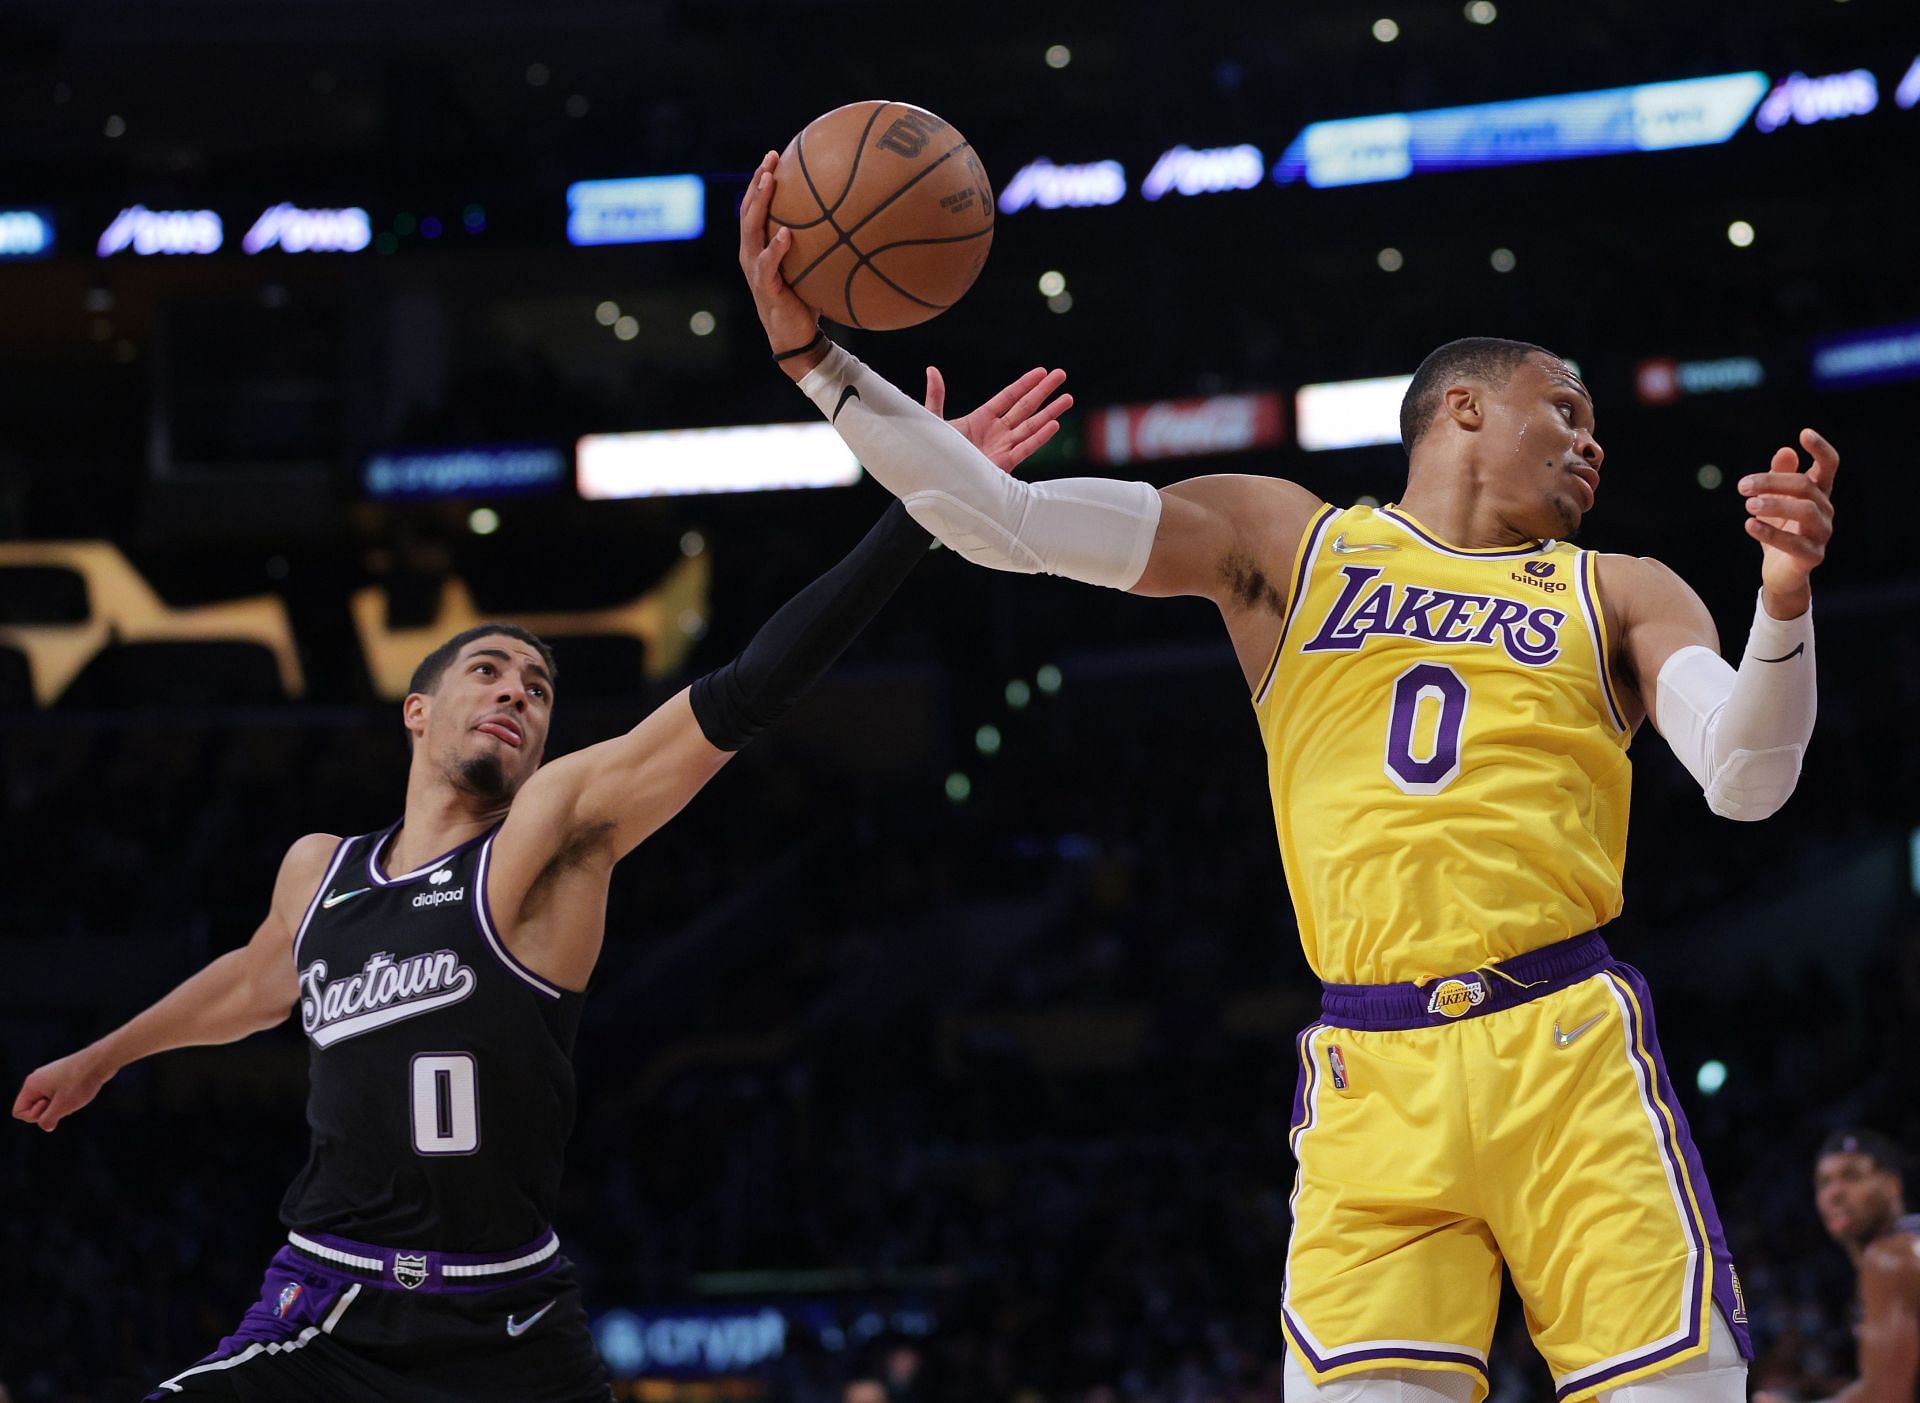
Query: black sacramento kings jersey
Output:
[[279, 821, 584, 1250]]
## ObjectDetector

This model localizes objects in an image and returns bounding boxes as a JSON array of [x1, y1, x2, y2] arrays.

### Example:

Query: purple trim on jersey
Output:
[[1577, 551, 1628, 732], [365, 820, 494, 888], [1282, 1307, 1490, 1380], [1255, 504, 1338, 706], [287, 1226, 560, 1294], [292, 836, 358, 968], [471, 828, 565, 999], [1378, 506, 1550, 559], [1318, 930, 1612, 1030]]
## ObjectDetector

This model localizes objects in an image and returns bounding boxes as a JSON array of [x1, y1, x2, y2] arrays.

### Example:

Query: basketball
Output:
[[768, 100, 995, 331]]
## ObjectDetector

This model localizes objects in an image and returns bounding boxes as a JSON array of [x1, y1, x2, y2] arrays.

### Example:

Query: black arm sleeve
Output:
[[689, 500, 932, 750]]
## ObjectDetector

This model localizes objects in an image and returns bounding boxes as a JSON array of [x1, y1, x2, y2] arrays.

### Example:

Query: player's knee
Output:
[[1594, 1308, 1746, 1403], [1283, 1352, 1480, 1403]]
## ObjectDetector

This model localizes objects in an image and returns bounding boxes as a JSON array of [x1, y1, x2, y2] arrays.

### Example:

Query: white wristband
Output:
[[798, 343, 1162, 591]]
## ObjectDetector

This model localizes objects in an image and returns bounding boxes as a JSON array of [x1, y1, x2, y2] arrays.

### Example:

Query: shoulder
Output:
[[1141, 473, 1327, 605], [280, 832, 343, 881], [1863, 1232, 1920, 1287], [1592, 553, 1712, 628], [271, 832, 343, 928], [1161, 473, 1324, 528]]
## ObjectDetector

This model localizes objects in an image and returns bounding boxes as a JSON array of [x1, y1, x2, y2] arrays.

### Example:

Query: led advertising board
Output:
[[0, 208, 54, 260], [998, 158, 1128, 212], [566, 175, 706, 246], [1089, 392, 1285, 465], [1812, 322, 1920, 390], [363, 446, 567, 501], [577, 422, 862, 499], [1271, 72, 1769, 188], [97, 205, 223, 256], [1295, 375, 1415, 451]]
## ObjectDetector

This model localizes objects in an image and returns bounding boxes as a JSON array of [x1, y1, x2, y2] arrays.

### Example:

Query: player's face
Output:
[[1814, 1151, 1901, 1248], [423, 637, 554, 800], [1482, 355, 1604, 541]]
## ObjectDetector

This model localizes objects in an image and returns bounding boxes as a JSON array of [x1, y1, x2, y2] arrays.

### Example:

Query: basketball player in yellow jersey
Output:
[[741, 152, 1841, 1403]]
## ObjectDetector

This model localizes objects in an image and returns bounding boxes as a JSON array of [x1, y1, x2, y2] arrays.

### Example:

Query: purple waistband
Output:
[[1319, 930, 1613, 1031], [286, 1226, 560, 1293]]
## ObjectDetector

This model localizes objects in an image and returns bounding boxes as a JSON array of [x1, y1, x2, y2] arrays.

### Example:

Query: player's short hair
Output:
[[407, 623, 558, 698], [1399, 336, 1560, 458], [1820, 1128, 1906, 1178]]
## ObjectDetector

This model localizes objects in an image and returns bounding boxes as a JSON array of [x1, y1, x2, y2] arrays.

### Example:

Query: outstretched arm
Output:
[[11, 833, 329, 1132], [738, 151, 1323, 626], [1603, 429, 1837, 819], [484, 365, 1070, 984]]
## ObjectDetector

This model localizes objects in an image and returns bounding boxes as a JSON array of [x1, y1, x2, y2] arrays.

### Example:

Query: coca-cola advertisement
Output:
[[1088, 391, 1285, 465]]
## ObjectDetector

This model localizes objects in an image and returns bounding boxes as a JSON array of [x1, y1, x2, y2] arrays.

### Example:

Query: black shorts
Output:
[[147, 1243, 611, 1402]]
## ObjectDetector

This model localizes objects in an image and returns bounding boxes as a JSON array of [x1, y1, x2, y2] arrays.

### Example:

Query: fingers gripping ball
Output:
[[769, 101, 995, 331]]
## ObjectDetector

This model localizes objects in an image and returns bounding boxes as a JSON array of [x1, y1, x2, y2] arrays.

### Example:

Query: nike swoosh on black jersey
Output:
[[1756, 642, 1805, 663], [832, 385, 861, 424]]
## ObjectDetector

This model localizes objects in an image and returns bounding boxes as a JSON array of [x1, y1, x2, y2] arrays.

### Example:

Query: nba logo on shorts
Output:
[[1425, 975, 1488, 1019], [274, 1282, 303, 1318], [393, 1253, 429, 1290]]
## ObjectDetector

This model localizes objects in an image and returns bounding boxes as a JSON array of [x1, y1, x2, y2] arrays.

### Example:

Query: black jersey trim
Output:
[[364, 821, 494, 888], [292, 835, 358, 969], [471, 829, 565, 1000]]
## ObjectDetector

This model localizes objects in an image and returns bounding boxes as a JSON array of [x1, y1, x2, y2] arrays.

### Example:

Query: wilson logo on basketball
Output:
[[874, 110, 947, 158]]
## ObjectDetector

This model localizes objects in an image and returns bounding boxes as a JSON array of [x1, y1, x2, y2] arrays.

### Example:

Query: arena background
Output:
[[3, 1, 1916, 1398]]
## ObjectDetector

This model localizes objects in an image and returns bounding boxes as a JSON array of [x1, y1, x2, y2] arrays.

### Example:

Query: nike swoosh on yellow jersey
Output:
[[1329, 533, 1399, 554], [1553, 1014, 1606, 1048]]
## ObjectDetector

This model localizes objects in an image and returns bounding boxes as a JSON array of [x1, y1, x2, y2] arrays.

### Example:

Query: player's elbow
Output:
[[1702, 745, 1803, 821]]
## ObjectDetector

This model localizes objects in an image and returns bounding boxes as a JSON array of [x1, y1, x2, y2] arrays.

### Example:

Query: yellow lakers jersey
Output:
[[1254, 503, 1632, 984]]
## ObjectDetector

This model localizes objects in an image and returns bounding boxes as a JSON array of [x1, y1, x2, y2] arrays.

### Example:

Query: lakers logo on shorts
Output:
[[1424, 975, 1488, 1018]]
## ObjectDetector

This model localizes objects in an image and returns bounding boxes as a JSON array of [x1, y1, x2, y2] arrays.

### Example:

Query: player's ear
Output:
[[403, 691, 430, 742], [1443, 384, 1483, 431]]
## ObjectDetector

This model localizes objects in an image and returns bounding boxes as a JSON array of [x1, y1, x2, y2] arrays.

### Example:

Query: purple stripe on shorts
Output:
[[1319, 930, 1612, 1030], [1550, 970, 1752, 1398], [1283, 1307, 1489, 1380], [1288, 1023, 1322, 1152]]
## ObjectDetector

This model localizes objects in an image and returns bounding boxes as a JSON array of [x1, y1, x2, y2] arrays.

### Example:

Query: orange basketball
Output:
[[768, 100, 995, 331]]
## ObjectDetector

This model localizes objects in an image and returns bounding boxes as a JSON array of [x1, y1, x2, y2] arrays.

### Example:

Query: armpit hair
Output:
[[518, 820, 618, 919], [1219, 550, 1287, 616]]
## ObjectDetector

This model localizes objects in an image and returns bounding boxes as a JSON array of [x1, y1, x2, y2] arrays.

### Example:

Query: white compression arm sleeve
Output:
[[797, 342, 1162, 590], [1653, 592, 1816, 821]]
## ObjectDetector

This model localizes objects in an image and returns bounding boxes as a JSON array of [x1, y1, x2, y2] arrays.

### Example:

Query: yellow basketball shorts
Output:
[[1284, 932, 1751, 1403]]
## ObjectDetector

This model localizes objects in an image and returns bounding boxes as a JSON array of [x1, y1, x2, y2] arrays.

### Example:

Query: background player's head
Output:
[[403, 623, 558, 803], [1400, 337, 1604, 541], [1814, 1128, 1906, 1254]]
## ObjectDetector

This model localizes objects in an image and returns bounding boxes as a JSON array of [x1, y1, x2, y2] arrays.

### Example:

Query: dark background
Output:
[[2, 0, 1917, 1398]]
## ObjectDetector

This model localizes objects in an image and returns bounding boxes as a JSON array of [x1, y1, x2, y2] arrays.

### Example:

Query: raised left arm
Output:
[[1605, 428, 1838, 820], [498, 361, 1072, 877]]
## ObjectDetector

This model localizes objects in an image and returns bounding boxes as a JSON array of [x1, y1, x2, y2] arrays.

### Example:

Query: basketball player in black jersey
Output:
[[11, 366, 1070, 1401], [1755, 1131, 1920, 1403]]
